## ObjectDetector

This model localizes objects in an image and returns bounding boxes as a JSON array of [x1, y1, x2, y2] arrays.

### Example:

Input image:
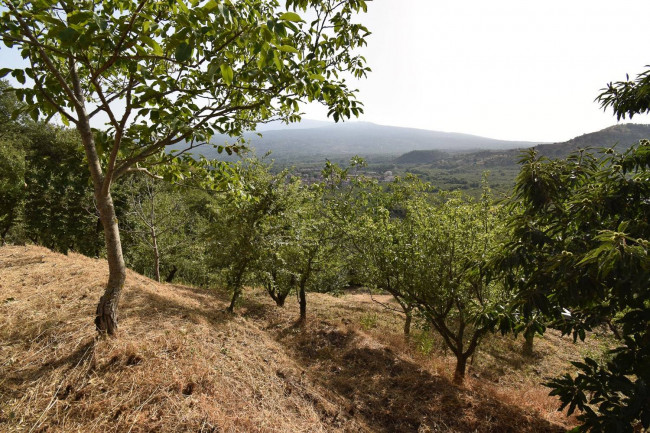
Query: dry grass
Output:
[[0, 245, 601, 432], [0, 246, 364, 432], [240, 290, 584, 432]]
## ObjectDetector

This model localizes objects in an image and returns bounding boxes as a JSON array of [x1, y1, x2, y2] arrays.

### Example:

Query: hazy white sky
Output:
[[2, 1, 649, 142], [303, 0, 650, 142]]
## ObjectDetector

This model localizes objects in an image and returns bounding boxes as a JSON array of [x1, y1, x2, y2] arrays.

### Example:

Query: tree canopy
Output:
[[0, 0, 370, 334]]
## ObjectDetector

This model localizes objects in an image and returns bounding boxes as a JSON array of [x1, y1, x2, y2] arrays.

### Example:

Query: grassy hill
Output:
[[1, 246, 614, 432]]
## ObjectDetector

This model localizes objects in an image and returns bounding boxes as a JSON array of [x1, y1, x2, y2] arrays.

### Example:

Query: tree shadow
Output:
[[120, 285, 232, 328], [278, 325, 564, 433], [2, 338, 96, 400]]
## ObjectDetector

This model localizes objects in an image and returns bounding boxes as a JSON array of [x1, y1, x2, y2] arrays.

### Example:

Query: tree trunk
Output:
[[298, 284, 306, 325], [275, 291, 287, 307], [404, 310, 412, 337], [522, 330, 535, 357], [227, 287, 241, 313], [151, 225, 160, 282], [94, 192, 127, 335], [72, 59, 127, 336], [165, 265, 178, 283], [453, 354, 468, 385]]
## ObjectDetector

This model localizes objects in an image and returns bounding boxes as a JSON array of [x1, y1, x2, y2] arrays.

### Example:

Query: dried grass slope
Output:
[[1, 246, 580, 432]]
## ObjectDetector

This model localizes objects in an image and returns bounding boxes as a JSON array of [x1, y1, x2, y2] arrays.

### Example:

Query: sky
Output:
[[2, 1, 650, 143], [302, 0, 650, 142]]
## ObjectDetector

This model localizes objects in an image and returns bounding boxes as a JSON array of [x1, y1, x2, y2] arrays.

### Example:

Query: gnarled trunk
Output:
[[94, 191, 127, 335]]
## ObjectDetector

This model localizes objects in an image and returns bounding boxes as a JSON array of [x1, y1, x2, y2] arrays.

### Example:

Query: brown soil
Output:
[[0, 245, 592, 432]]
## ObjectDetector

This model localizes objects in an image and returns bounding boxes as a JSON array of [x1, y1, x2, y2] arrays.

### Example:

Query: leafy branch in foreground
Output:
[[497, 142, 650, 432], [0, 0, 370, 334]]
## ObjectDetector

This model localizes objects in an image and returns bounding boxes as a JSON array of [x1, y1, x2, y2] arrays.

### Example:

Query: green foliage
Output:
[[0, 136, 25, 242], [351, 174, 509, 381], [359, 312, 378, 330], [22, 126, 101, 255], [119, 177, 211, 285], [499, 143, 650, 431], [598, 67, 650, 120], [0, 80, 27, 242], [0, 0, 370, 175], [206, 157, 299, 308]]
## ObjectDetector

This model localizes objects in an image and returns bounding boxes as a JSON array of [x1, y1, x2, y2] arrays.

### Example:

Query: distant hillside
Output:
[[394, 149, 450, 164], [535, 124, 650, 158], [387, 123, 650, 196], [205, 122, 539, 161]]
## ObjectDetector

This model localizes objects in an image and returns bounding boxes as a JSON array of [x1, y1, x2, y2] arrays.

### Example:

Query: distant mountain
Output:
[[535, 124, 650, 158], [392, 123, 650, 168], [253, 118, 333, 132], [205, 122, 540, 161]]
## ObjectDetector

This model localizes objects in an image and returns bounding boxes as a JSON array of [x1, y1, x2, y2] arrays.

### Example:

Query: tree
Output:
[[207, 158, 298, 313], [355, 177, 508, 384], [498, 144, 650, 432], [119, 176, 207, 283], [23, 126, 103, 255], [490, 65, 650, 431], [349, 176, 421, 336], [0, 138, 25, 243], [0, 0, 369, 334], [0, 80, 27, 243]]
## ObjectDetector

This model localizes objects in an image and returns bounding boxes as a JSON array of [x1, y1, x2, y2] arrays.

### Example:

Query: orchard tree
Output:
[[207, 158, 298, 313], [499, 144, 650, 432], [0, 0, 370, 334], [356, 179, 509, 384]]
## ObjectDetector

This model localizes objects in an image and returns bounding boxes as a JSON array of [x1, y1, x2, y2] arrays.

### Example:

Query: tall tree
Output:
[[0, 0, 369, 334]]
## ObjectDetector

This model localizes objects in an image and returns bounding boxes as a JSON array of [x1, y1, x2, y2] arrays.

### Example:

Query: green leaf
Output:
[[12, 69, 25, 85], [277, 45, 299, 54], [141, 35, 163, 56], [279, 12, 302, 22], [0, 68, 12, 78], [174, 42, 192, 62], [220, 64, 234, 85], [58, 27, 80, 45]]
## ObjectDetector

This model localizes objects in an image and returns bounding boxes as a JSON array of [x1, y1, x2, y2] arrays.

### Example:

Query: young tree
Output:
[[0, 0, 370, 334], [121, 177, 196, 282], [357, 178, 508, 384], [207, 159, 297, 312]]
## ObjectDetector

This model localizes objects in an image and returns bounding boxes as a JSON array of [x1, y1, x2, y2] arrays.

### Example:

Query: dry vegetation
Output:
[[0, 246, 612, 432]]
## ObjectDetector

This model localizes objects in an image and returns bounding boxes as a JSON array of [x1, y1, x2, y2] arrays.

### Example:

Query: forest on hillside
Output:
[[1, 0, 649, 432]]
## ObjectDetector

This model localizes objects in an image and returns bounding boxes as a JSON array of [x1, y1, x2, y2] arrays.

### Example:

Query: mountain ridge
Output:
[[205, 121, 541, 161]]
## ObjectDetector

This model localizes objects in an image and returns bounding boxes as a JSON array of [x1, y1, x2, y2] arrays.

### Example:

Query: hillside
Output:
[[534, 123, 650, 158], [385, 123, 650, 196], [205, 122, 539, 162], [1, 246, 610, 432]]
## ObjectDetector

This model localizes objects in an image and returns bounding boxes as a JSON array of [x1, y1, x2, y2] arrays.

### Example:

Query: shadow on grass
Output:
[[121, 284, 232, 328], [278, 324, 564, 433]]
